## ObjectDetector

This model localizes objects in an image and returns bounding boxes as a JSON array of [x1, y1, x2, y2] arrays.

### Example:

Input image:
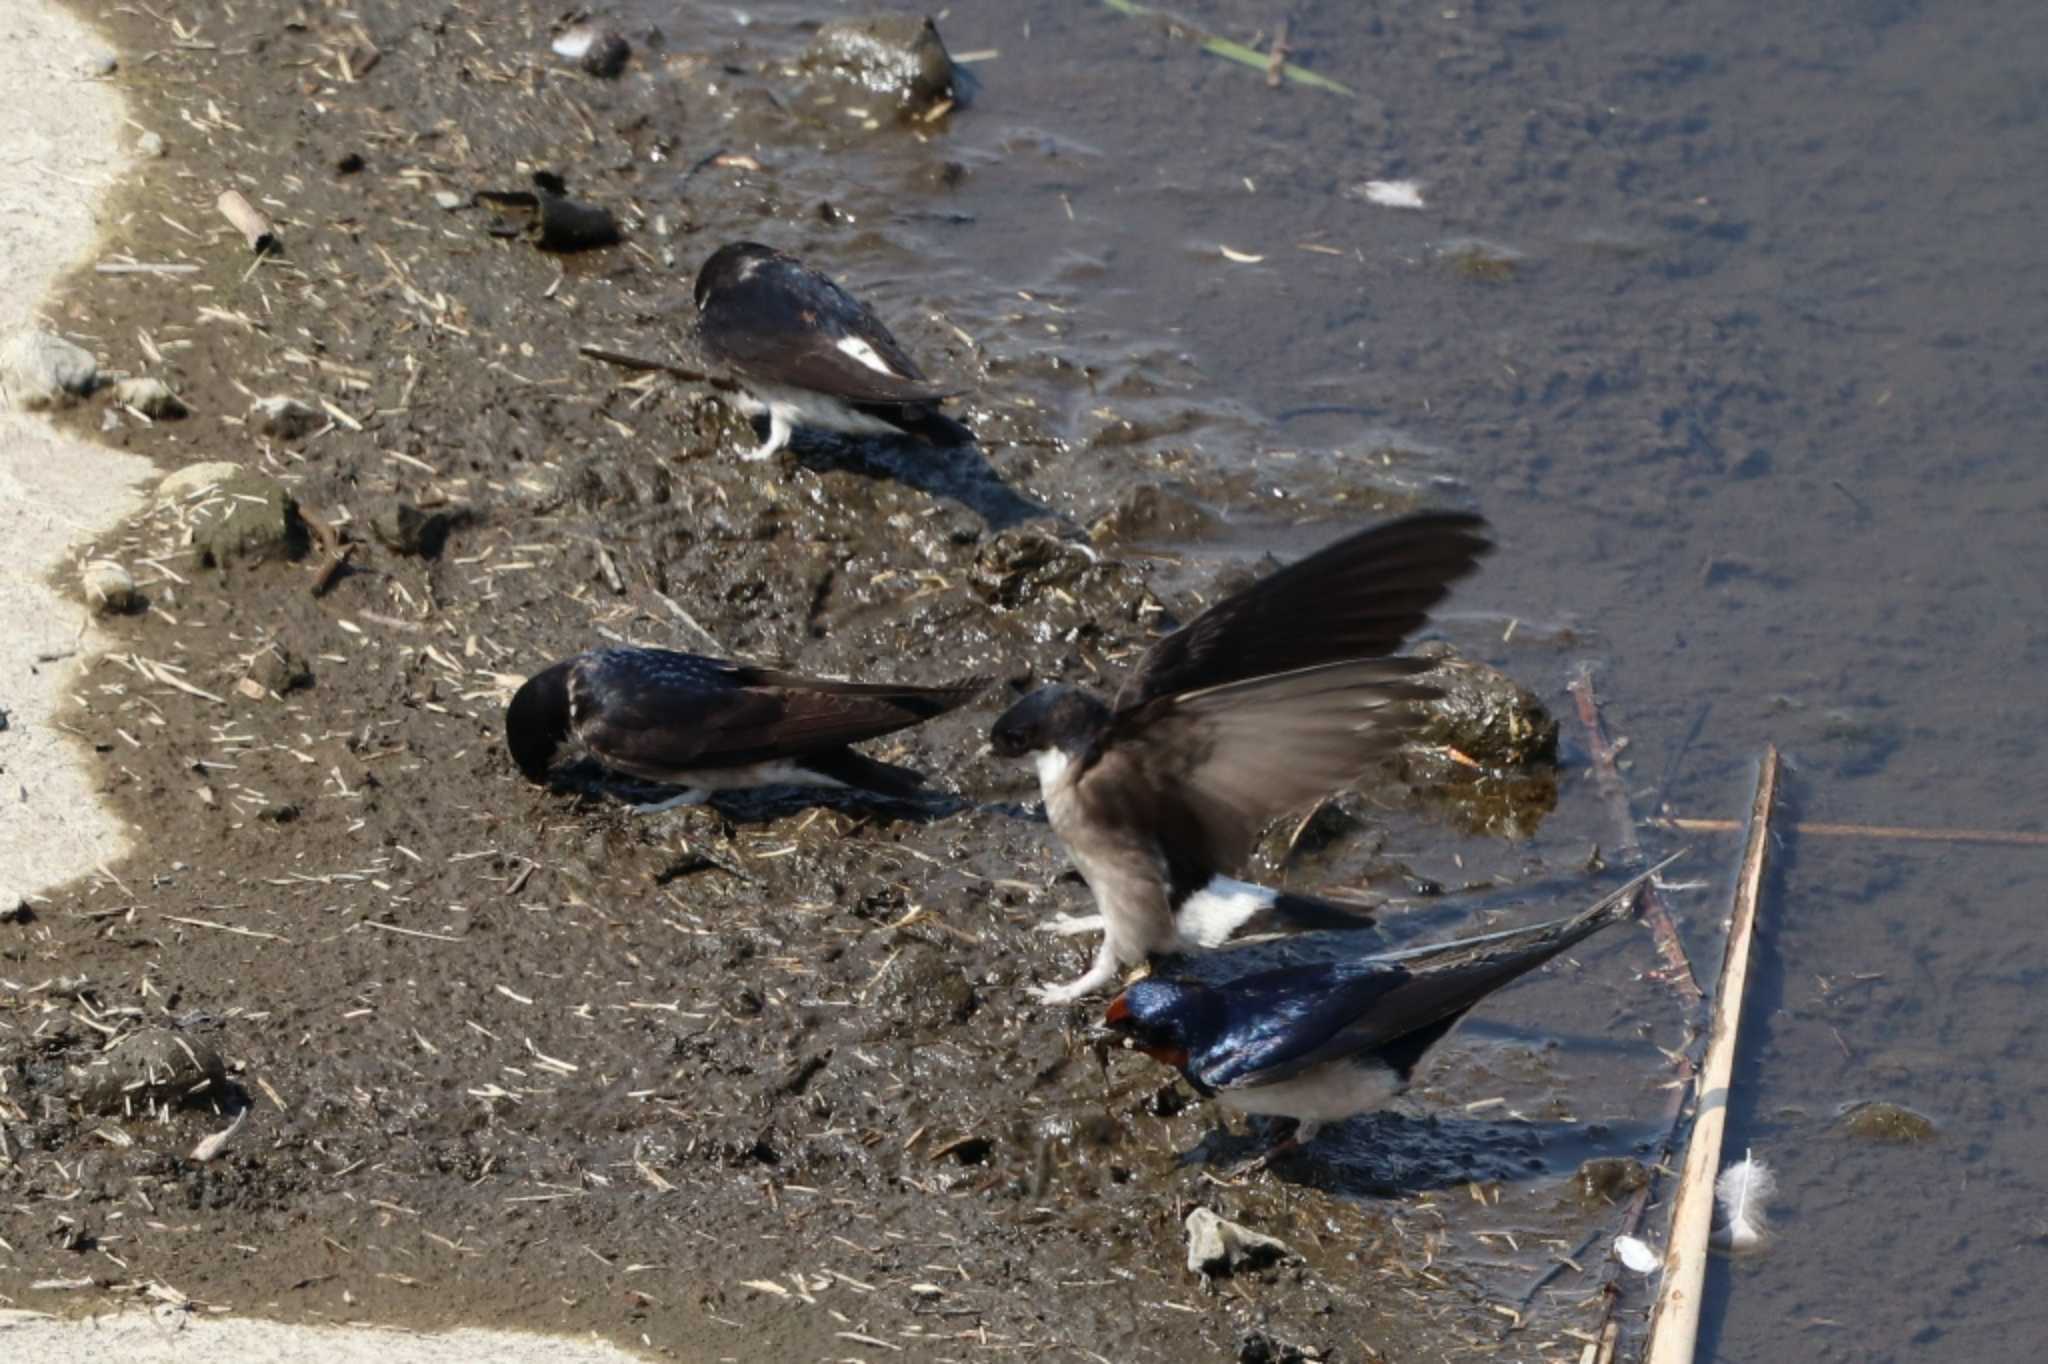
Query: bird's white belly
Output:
[[751, 382, 906, 437], [641, 758, 835, 791], [1219, 1058, 1405, 1124]]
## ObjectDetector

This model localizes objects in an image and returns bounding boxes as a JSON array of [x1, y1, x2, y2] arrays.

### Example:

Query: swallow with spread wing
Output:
[[1104, 854, 1680, 1155], [694, 241, 973, 461], [508, 646, 985, 810], [989, 511, 1492, 1002]]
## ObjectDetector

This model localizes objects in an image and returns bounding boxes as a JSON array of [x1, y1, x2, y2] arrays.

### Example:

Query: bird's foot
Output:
[[1223, 1120, 1313, 1178], [1034, 912, 1105, 938], [631, 788, 711, 814]]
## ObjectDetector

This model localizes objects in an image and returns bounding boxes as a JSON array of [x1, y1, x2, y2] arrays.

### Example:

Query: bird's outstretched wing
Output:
[[1078, 659, 1437, 900], [1112, 511, 1490, 712]]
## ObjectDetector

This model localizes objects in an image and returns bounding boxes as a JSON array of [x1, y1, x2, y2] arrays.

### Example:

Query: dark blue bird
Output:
[[694, 241, 972, 460], [1103, 854, 1680, 1156], [506, 646, 985, 809]]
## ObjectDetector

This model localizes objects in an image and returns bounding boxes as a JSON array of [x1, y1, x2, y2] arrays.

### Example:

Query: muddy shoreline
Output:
[[0, 4, 1716, 1360]]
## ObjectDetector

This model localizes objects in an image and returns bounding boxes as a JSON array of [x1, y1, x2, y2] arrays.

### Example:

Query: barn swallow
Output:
[[507, 646, 985, 809], [988, 512, 1491, 1001], [694, 241, 972, 461], [1104, 854, 1681, 1154]]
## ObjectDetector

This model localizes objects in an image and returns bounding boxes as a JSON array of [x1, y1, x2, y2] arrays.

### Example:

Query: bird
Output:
[[693, 241, 972, 461], [1102, 853, 1682, 1158], [506, 646, 986, 810], [987, 511, 1492, 1002]]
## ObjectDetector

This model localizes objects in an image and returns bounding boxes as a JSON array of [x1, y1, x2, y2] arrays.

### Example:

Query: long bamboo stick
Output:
[[1656, 816, 2048, 847], [1642, 746, 1781, 1364]]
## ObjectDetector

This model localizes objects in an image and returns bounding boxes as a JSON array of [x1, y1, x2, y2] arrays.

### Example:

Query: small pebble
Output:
[[136, 130, 165, 158], [113, 376, 187, 418], [81, 560, 140, 614], [75, 49, 118, 79], [248, 395, 320, 440]]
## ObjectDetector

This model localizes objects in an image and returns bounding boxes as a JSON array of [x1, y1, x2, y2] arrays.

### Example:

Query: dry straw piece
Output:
[[215, 188, 277, 253]]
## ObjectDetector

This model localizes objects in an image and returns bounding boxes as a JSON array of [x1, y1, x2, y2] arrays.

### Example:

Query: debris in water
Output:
[[1360, 179, 1426, 209], [1614, 1234, 1661, 1274], [1710, 1150, 1776, 1252]]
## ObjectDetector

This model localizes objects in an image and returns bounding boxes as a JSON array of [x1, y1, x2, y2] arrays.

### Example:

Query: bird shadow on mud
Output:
[[1184, 1110, 1666, 1199], [786, 427, 1056, 530]]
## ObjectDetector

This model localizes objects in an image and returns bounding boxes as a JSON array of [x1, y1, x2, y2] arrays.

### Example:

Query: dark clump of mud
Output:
[[4, 3, 1683, 1359]]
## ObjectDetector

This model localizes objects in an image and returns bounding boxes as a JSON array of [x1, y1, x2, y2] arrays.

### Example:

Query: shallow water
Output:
[[654, 1, 2048, 1356]]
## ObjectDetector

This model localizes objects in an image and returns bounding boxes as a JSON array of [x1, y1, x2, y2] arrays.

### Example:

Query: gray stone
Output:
[[369, 500, 449, 557], [113, 376, 187, 418], [1409, 640, 1559, 770], [803, 15, 960, 115], [1185, 1207, 1291, 1276], [136, 130, 165, 158], [75, 49, 118, 79], [248, 394, 321, 440], [1, 330, 99, 409], [873, 942, 976, 1031], [155, 461, 246, 506], [72, 1028, 227, 1115], [247, 641, 312, 694], [195, 471, 304, 568], [81, 559, 141, 614]]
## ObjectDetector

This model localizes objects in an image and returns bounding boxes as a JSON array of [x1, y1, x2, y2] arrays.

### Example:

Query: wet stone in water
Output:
[[803, 15, 961, 115], [1407, 641, 1560, 769], [1576, 1155, 1651, 1204], [72, 1028, 227, 1115], [1838, 1099, 1938, 1144]]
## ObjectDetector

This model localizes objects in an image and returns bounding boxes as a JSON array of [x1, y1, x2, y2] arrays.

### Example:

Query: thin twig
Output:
[[1569, 666, 1702, 1005], [162, 915, 292, 943], [577, 342, 737, 393], [1643, 747, 1781, 1364], [1657, 816, 2048, 847]]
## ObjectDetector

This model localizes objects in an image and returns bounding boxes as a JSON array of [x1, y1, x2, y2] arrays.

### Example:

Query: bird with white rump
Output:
[[693, 241, 973, 461]]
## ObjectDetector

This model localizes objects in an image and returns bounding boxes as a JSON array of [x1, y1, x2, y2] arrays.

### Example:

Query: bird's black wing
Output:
[[570, 650, 983, 778], [1112, 512, 1490, 713], [1193, 866, 1662, 1091], [696, 252, 959, 406]]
